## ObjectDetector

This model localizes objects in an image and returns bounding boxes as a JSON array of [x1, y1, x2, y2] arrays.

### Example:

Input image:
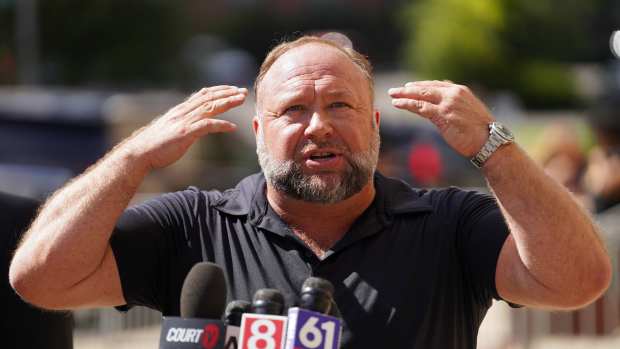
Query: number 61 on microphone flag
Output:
[[284, 308, 342, 349]]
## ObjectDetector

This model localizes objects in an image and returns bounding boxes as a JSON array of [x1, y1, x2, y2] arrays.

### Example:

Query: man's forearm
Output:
[[10, 145, 148, 296], [10, 86, 247, 309], [484, 143, 611, 304], [388, 81, 611, 307]]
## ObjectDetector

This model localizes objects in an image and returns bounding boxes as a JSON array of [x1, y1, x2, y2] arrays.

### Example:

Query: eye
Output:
[[284, 105, 305, 113], [329, 102, 351, 109]]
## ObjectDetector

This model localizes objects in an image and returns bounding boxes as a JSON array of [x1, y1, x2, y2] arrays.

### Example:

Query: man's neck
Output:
[[265, 180, 376, 256]]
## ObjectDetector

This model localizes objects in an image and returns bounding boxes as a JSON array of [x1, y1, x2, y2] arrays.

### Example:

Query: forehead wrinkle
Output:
[[259, 44, 369, 110], [277, 66, 341, 91], [281, 66, 357, 93], [281, 63, 338, 81]]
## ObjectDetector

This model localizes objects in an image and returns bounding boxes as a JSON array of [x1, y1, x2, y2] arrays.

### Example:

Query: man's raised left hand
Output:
[[388, 81, 494, 158]]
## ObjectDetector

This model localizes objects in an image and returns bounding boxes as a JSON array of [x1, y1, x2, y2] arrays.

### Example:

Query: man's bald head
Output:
[[254, 36, 374, 109]]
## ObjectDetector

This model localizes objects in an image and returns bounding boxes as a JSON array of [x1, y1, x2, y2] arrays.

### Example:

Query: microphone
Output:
[[284, 277, 342, 349], [222, 300, 251, 349], [299, 277, 335, 314], [181, 262, 228, 318], [238, 289, 288, 349], [328, 300, 342, 319], [251, 288, 285, 315], [224, 300, 251, 327], [159, 262, 228, 349]]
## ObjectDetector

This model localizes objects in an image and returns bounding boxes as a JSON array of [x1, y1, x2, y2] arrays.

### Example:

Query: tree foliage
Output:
[[401, 0, 616, 108]]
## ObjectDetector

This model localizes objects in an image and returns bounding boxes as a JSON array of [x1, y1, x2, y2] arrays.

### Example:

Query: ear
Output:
[[252, 115, 259, 136]]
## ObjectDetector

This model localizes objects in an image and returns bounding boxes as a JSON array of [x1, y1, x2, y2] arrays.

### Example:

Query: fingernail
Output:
[[238, 87, 248, 94], [388, 88, 399, 95]]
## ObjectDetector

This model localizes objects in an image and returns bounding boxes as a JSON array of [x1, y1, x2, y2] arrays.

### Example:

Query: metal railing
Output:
[[512, 213, 620, 347], [74, 306, 161, 334]]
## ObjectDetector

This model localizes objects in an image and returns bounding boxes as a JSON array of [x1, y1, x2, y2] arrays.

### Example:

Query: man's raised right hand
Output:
[[123, 85, 248, 171]]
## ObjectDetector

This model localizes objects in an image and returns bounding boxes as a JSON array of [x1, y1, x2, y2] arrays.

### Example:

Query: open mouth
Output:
[[309, 152, 337, 160]]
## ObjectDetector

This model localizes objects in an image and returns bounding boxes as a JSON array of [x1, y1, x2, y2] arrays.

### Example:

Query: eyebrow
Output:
[[321, 88, 355, 99], [270, 86, 357, 110], [274, 90, 310, 107]]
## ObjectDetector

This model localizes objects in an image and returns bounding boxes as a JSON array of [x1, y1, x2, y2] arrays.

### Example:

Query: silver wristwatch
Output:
[[470, 122, 514, 168]]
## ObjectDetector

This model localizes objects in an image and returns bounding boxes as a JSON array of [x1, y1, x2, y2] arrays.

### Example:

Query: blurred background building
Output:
[[1, 0, 620, 348]]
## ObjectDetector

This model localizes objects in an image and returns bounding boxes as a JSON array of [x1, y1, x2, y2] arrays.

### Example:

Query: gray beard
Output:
[[256, 129, 380, 204]]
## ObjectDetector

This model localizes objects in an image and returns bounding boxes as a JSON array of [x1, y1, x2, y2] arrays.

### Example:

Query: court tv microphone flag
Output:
[[159, 262, 228, 349]]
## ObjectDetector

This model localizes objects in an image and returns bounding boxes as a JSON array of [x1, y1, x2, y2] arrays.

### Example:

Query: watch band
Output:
[[470, 122, 514, 168]]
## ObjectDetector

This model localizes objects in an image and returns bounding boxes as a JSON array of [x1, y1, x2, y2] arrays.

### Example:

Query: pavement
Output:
[[74, 326, 160, 349]]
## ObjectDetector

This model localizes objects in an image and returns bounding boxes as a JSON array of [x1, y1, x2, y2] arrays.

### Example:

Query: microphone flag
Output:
[[238, 313, 288, 349], [284, 308, 342, 349], [160, 317, 226, 349]]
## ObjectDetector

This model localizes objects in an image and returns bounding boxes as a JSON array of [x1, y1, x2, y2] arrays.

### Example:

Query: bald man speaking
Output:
[[10, 36, 611, 348]]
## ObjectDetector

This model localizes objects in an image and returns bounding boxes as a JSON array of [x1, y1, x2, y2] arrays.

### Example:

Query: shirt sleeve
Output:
[[454, 189, 512, 307], [109, 188, 204, 315]]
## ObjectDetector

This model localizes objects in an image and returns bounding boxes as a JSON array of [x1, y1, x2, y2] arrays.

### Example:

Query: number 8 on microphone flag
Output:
[[238, 313, 288, 349]]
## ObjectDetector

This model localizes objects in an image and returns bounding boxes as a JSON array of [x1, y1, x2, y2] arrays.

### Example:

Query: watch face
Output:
[[492, 122, 514, 141]]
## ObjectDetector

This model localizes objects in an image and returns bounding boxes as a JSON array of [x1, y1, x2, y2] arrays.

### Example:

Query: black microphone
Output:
[[251, 288, 285, 315], [224, 300, 251, 326], [328, 299, 342, 319], [222, 300, 250, 349], [299, 276, 335, 315], [238, 289, 288, 348], [181, 262, 227, 318], [159, 262, 228, 349], [284, 277, 343, 349]]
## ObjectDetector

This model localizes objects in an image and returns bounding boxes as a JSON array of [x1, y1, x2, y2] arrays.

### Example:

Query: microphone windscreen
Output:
[[329, 299, 342, 319], [180, 262, 227, 319], [252, 288, 285, 315], [224, 300, 251, 326], [300, 277, 335, 314], [301, 277, 334, 296]]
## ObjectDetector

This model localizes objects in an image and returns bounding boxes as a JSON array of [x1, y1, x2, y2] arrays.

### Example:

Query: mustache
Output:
[[294, 139, 351, 158]]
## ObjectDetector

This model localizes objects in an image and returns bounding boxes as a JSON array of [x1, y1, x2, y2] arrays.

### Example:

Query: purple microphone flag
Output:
[[284, 307, 342, 349]]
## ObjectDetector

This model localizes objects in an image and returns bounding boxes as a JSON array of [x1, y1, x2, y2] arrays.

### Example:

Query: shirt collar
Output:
[[211, 173, 290, 237], [213, 172, 434, 237], [329, 172, 434, 252], [211, 173, 261, 216]]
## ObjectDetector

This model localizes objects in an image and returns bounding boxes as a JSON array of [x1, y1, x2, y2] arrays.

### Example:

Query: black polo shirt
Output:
[[111, 172, 510, 349]]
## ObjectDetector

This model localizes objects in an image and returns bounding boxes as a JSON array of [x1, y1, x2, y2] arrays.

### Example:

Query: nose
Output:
[[304, 110, 333, 141]]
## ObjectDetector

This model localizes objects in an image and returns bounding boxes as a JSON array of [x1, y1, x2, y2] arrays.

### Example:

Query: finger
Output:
[[171, 86, 240, 114], [391, 98, 440, 120], [405, 80, 454, 88], [388, 86, 442, 104], [189, 93, 247, 120], [190, 119, 238, 137], [186, 85, 239, 102], [182, 87, 248, 114]]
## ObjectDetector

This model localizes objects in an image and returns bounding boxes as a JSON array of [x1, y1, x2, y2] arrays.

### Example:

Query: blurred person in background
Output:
[[1, 192, 73, 349], [580, 92, 620, 336], [536, 121, 590, 209], [9, 35, 612, 348], [584, 94, 620, 219]]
